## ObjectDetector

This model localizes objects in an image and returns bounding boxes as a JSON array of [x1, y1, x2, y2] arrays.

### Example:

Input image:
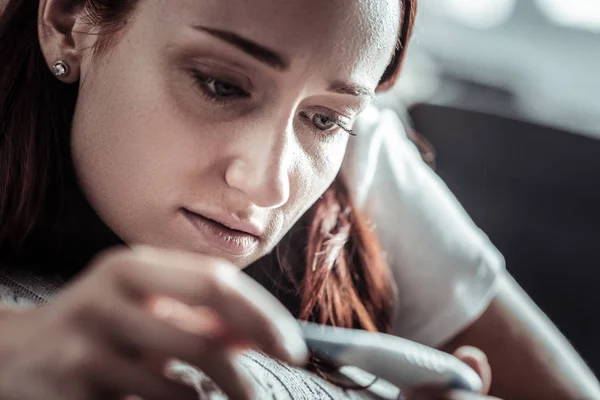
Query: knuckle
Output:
[[92, 247, 134, 278], [56, 287, 97, 328], [92, 289, 122, 323], [92, 248, 141, 291], [59, 334, 97, 374], [65, 300, 94, 328], [61, 274, 124, 327], [90, 246, 129, 268]]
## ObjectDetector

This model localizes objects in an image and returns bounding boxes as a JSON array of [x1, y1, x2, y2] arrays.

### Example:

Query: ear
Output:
[[38, 0, 88, 83]]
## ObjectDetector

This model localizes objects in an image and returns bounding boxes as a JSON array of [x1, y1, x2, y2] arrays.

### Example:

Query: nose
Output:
[[224, 120, 292, 209]]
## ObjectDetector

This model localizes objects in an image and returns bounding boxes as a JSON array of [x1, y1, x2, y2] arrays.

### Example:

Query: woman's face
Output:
[[71, 0, 399, 268]]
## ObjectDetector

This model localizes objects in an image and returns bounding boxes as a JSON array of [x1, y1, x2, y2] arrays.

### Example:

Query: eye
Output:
[[192, 71, 249, 101], [311, 114, 337, 131], [302, 111, 355, 136], [206, 78, 245, 98]]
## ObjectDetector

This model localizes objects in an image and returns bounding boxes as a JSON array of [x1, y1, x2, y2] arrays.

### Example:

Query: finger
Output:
[[106, 248, 307, 365], [97, 288, 259, 400], [150, 298, 256, 350], [152, 303, 256, 400], [453, 347, 492, 394], [169, 346, 255, 400], [149, 298, 227, 339], [405, 346, 493, 400], [96, 295, 226, 369], [89, 348, 198, 400]]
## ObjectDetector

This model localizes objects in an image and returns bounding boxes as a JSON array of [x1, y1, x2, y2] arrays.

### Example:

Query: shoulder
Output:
[[342, 103, 505, 347], [342, 104, 416, 209]]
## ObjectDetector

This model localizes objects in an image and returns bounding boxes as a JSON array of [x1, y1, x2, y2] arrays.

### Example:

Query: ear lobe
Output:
[[38, 0, 85, 83]]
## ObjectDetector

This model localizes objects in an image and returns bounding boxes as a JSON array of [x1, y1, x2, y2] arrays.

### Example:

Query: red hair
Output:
[[0, 0, 417, 336], [279, 0, 418, 335]]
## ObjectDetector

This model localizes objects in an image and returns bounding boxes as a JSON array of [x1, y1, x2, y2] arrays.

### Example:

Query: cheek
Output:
[[287, 138, 347, 218], [73, 77, 158, 193], [69, 51, 219, 241]]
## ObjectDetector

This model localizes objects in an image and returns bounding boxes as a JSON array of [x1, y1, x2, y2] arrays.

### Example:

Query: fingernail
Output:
[[454, 346, 487, 364]]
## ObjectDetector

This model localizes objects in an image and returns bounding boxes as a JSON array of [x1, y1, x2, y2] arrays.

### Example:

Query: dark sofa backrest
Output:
[[410, 104, 600, 374]]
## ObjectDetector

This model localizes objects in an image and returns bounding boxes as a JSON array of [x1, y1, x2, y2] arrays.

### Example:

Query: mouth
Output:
[[181, 208, 260, 256]]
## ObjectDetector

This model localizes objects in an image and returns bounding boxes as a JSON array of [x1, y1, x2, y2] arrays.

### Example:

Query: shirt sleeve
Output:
[[341, 106, 505, 348]]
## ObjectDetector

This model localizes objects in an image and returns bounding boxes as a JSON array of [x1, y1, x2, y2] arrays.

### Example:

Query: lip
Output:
[[181, 208, 260, 256], [194, 209, 264, 237]]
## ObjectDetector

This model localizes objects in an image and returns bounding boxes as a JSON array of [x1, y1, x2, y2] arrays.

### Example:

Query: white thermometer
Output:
[[299, 321, 482, 394]]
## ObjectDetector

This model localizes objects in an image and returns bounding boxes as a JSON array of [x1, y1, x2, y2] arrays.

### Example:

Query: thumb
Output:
[[453, 346, 492, 395]]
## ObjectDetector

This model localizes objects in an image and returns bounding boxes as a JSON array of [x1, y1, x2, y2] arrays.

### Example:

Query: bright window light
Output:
[[535, 0, 600, 32], [435, 0, 517, 29]]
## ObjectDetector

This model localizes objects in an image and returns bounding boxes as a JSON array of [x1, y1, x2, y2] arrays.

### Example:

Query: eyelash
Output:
[[191, 70, 355, 137], [300, 111, 355, 137], [192, 70, 250, 102]]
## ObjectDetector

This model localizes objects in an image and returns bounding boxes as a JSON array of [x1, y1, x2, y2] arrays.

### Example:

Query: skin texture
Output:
[[52, 0, 401, 268]]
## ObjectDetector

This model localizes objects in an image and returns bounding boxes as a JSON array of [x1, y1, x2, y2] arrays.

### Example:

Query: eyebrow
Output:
[[193, 26, 289, 71], [194, 26, 374, 100], [328, 81, 375, 99]]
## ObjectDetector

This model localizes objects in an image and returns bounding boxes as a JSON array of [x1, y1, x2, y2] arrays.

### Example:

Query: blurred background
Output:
[[383, 0, 600, 375]]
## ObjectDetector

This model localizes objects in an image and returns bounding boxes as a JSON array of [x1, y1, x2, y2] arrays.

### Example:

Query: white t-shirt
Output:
[[342, 106, 505, 348]]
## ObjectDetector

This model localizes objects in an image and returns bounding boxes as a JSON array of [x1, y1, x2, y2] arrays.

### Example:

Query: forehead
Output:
[[148, 0, 400, 86]]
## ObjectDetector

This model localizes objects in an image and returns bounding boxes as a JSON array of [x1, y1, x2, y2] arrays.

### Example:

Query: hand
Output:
[[0, 246, 308, 400], [405, 347, 502, 400]]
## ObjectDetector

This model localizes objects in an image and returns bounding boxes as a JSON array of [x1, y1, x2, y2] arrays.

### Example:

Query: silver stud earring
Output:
[[52, 60, 69, 78]]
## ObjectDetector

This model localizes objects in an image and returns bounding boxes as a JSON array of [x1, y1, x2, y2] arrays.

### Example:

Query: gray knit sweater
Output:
[[0, 268, 400, 400]]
